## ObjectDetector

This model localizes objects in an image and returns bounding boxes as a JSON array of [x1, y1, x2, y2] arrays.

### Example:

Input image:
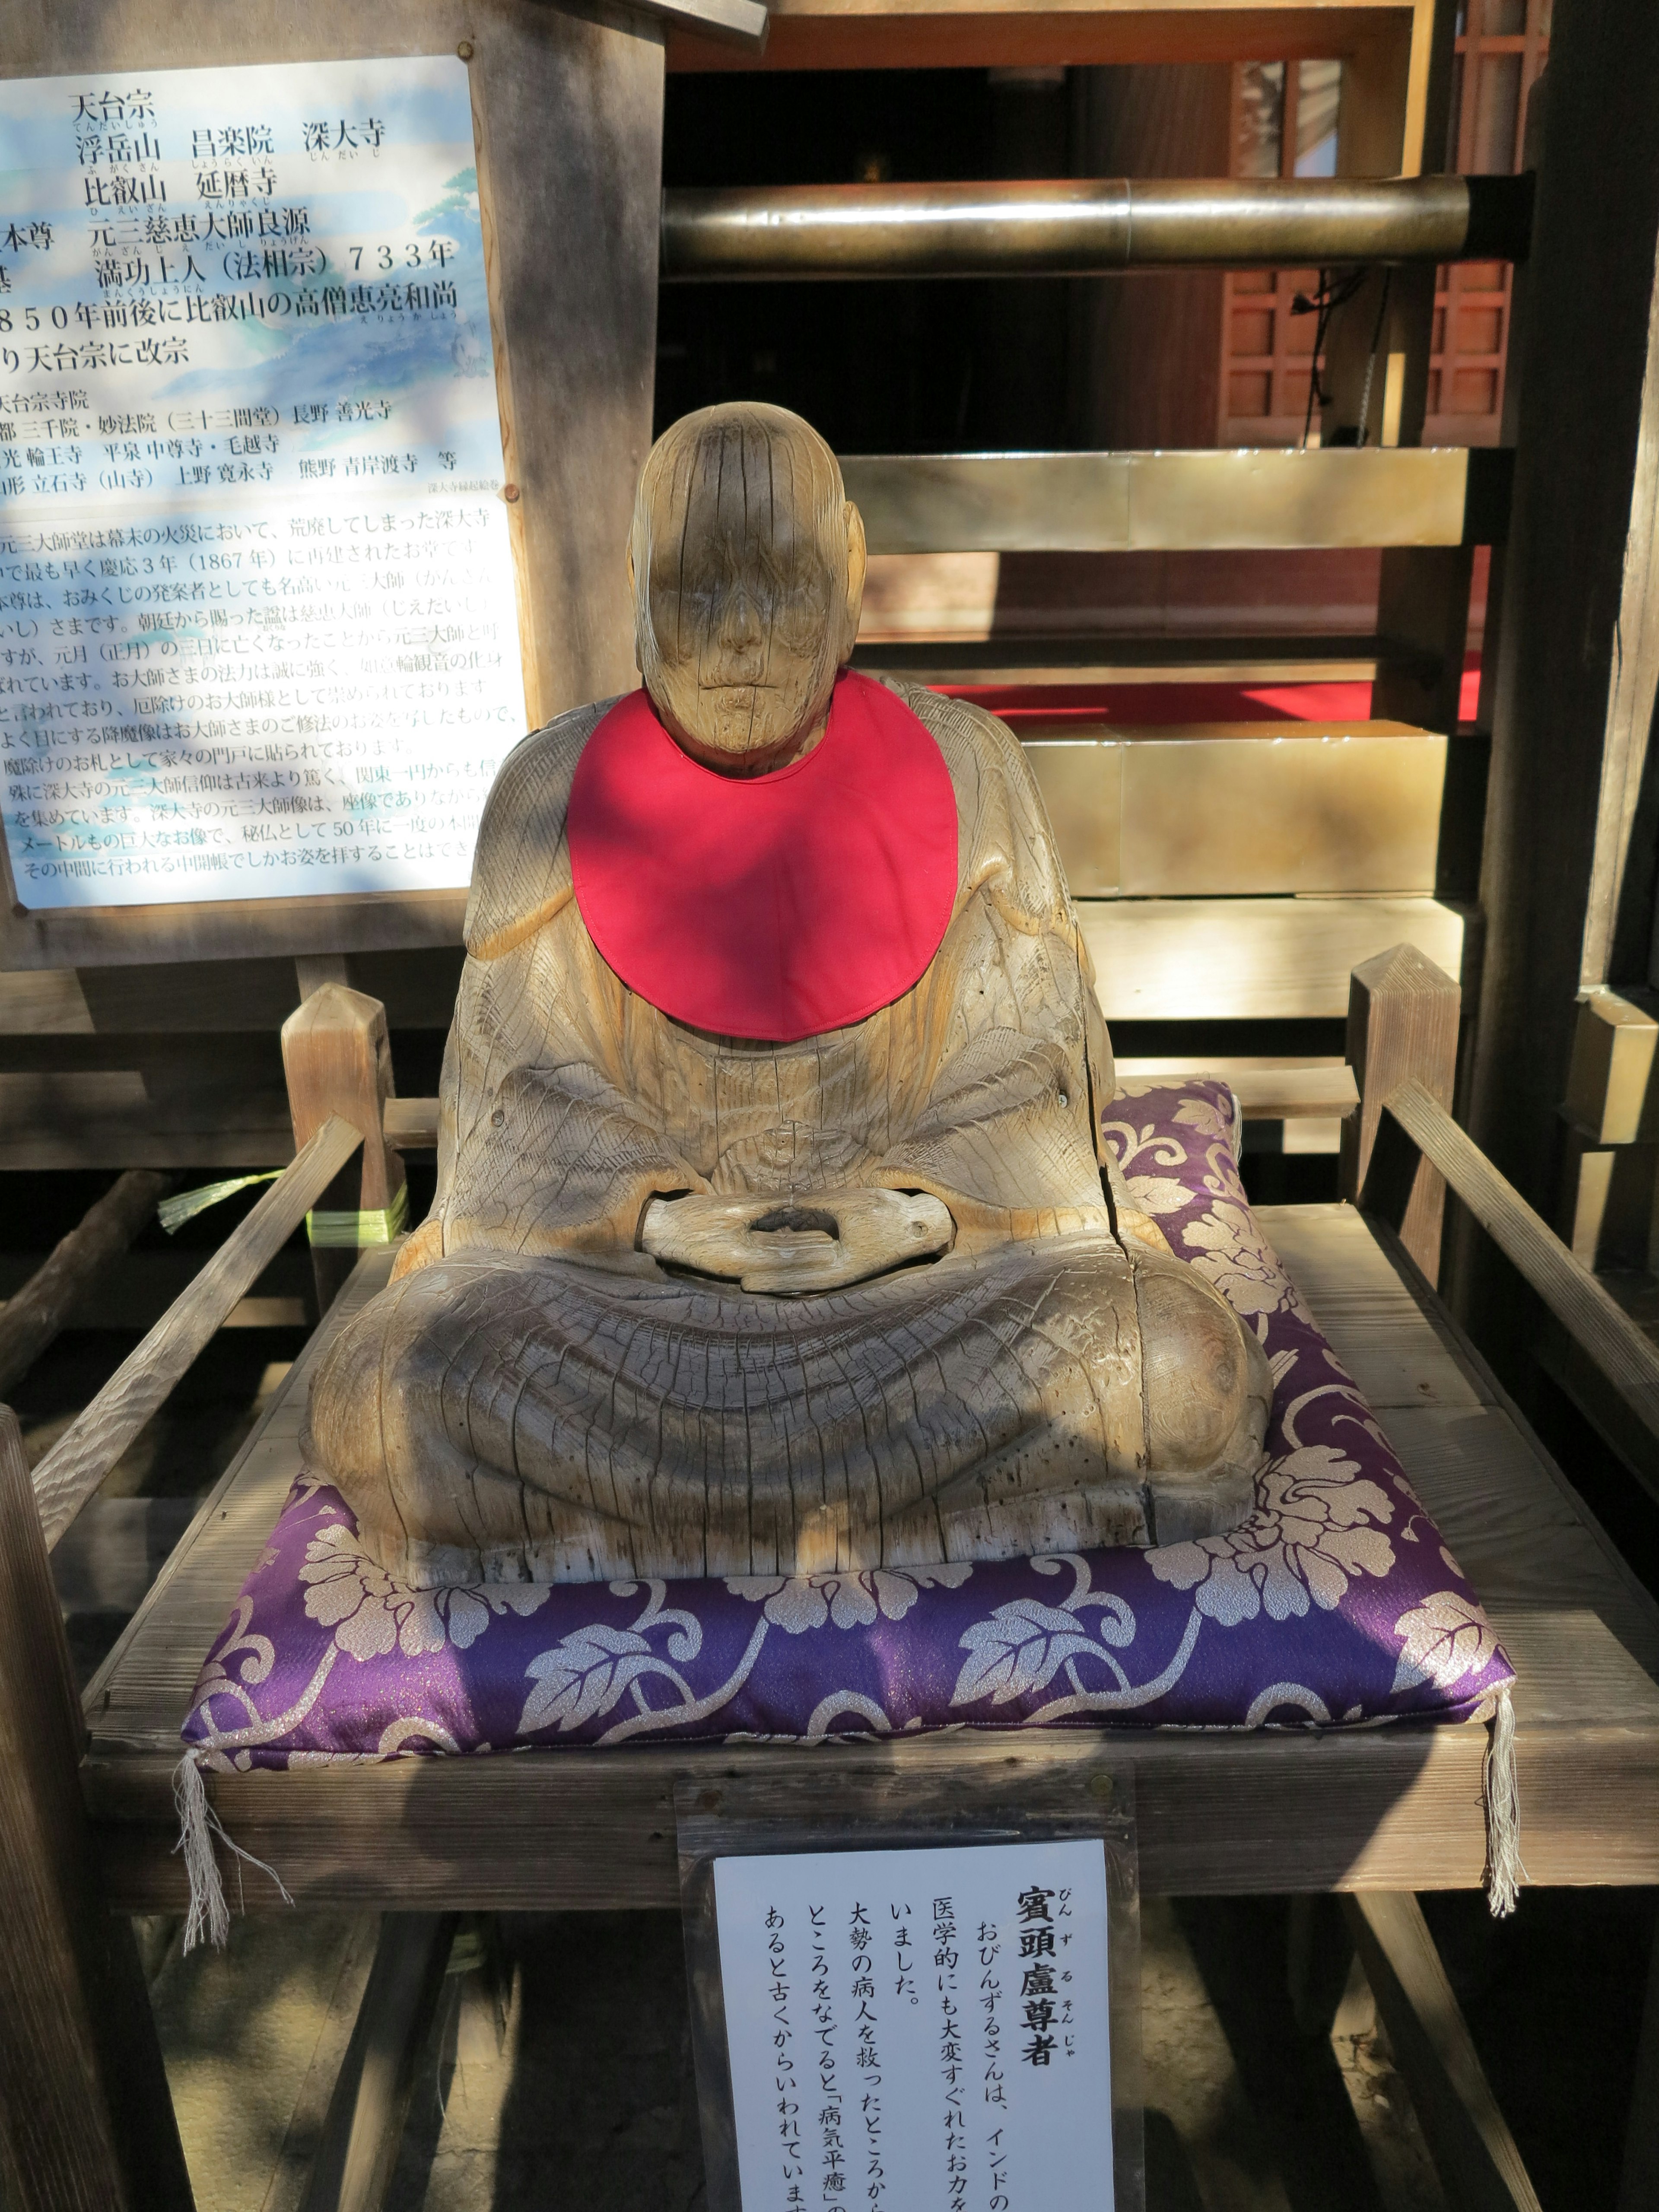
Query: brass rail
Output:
[[661, 175, 1533, 280]]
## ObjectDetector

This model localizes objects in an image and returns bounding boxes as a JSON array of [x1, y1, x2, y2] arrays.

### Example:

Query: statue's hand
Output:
[[640, 1188, 953, 1295]]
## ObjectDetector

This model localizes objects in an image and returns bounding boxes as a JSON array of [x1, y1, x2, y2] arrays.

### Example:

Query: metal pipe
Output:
[[660, 174, 1533, 280]]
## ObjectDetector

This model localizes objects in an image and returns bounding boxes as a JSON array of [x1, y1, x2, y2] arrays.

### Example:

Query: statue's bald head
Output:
[[629, 403, 867, 771]]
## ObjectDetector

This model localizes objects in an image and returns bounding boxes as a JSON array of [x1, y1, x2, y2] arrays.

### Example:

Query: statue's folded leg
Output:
[[302, 1237, 1271, 1588]]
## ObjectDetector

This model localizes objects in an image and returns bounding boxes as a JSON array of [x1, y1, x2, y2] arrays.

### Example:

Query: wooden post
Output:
[[0, 1405, 195, 2210], [1371, 543, 1478, 741], [297, 1913, 458, 2212], [1322, 4, 1470, 748], [31, 1117, 362, 1554], [1452, 0, 1659, 1354], [1344, 1894, 1542, 2212], [1342, 943, 1462, 1282], [281, 986, 405, 1315], [1618, 1925, 1659, 2212]]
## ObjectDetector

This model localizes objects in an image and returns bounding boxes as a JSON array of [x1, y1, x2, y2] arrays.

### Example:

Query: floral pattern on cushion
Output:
[[183, 1081, 1514, 1768]]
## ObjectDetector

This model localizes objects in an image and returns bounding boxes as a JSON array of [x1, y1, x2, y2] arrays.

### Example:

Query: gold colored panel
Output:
[[1124, 448, 1471, 551], [1564, 989, 1659, 1146], [1120, 725, 1447, 895], [1022, 740, 1122, 896], [844, 448, 1487, 555], [1076, 897, 1468, 1023]]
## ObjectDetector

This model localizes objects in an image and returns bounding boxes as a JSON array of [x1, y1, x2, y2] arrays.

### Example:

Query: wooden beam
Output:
[[0, 953, 462, 1037], [1454, 0, 1659, 1348], [1370, 1078, 1659, 1449], [297, 1914, 458, 2212], [0, 1171, 170, 1398], [1112, 1063, 1360, 1119], [1344, 1893, 1542, 2212], [282, 989, 405, 1313], [667, 3, 1426, 76], [842, 448, 1509, 556], [626, 0, 766, 46], [385, 1096, 442, 1152], [854, 634, 1393, 685], [1579, 228, 1659, 993], [30, 1114, 362, 1552], [0, 1407, 194, 2211], [1564, 989, 1659, 1145], [1343, 944, 1462, 1281], [1372, 545, 1477, 737]]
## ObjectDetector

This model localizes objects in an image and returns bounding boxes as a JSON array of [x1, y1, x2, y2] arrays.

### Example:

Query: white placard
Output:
[[0, 56, 528, 909], [714, 1840, 1115, 2212]]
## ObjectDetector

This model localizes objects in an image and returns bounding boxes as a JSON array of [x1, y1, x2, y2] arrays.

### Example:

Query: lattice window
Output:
[[1217, 60, 1341, 445], [1217, 4, 1548, 448], [1424, 0, 1551, 444]]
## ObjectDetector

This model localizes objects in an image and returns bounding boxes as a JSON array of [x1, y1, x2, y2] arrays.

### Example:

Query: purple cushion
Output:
[[182, 1081, 1513, 1768]]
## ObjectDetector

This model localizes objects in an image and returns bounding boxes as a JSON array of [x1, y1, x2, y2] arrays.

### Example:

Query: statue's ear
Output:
[[841, 499, 867, 663]]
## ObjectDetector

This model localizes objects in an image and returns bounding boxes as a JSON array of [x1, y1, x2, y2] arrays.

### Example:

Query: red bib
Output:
[[567, 670, 958, 1043]]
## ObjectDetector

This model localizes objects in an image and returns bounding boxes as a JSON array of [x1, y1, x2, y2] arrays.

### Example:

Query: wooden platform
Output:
[[79, 1205, 1659, 1910]]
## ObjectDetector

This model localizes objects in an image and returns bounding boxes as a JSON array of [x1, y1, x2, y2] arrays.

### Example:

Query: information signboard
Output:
[[713, 1839, 1117, 2212], [0, 54, 527, 914]]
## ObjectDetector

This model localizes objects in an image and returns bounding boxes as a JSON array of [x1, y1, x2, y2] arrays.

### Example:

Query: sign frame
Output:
[[0, 0, 664, 969], [676, 1768, 1144, 2212]]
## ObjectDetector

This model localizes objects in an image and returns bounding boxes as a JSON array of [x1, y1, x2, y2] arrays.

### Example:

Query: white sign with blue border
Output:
[[0, 55, 528, 909]]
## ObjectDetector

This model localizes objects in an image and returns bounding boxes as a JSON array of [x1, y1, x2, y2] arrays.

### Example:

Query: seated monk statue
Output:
[[303, 400, 1271, 1588]]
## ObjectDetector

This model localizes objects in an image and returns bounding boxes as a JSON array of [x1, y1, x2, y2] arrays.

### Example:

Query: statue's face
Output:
[[631, 407, 865, 772]]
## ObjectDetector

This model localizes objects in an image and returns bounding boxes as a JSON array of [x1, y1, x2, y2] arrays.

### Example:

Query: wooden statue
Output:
[[303, 403, 1270, 1586]]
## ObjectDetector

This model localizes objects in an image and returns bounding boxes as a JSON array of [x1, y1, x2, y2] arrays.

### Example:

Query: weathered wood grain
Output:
[[1343, 944, 1461, 1281], [32, 1115, 362, 1553], [391, 1068, 1358, 1154], [297, 1913, 458, 2212], [306, 406, 1273, 1585], [0, 1170, 170, 1397], [0, 1407, 194, 2210], [0, 953, 462, 1036], [1264, 1202, 1491, 1412], [80, 1249, 394, 1754], [283, 987, 406, 1313], [1346, 1892, 1542, 2212], [385, 1097, 441, 1151], [1377, 1079, 1659, 1457]]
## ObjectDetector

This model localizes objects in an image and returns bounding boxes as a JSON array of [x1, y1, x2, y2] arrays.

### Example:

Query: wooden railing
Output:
[[1363, 1077, 1659, 1443], [29, 1115, 362, 1552]]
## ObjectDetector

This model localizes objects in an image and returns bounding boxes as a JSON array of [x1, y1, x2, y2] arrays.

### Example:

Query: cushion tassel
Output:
[[1482, 1679, 1525, 1917], [172, 1752, 293, 1952]]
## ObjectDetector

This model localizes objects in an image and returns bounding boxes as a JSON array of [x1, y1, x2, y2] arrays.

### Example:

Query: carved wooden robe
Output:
[[304, 680, 1270, 1586]]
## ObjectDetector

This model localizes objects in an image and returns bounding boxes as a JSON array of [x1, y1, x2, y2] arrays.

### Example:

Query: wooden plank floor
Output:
[[79, 1206, 1659, 1908]]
